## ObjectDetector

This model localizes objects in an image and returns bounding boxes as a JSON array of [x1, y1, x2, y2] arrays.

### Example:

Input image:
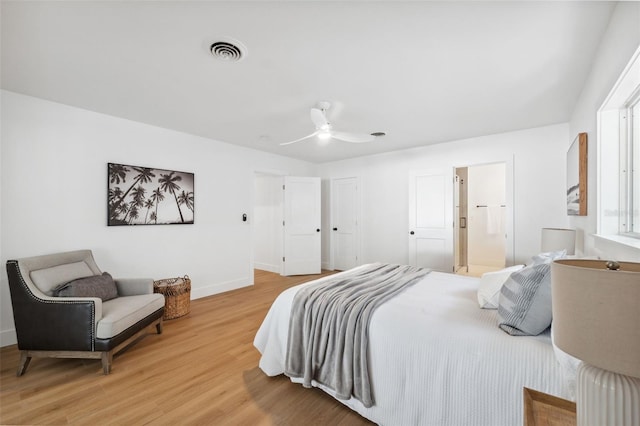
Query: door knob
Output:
[[410, 231, 415, 235], [316, 228, 320, 232], [333, 228, 338, 231]]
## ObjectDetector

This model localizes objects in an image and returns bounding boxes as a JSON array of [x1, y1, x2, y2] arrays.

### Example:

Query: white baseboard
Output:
[[321, 261, 332, 271], [253, 262, 280, 274], [190, 276, 253, 300], [1, 329, 17, 348]]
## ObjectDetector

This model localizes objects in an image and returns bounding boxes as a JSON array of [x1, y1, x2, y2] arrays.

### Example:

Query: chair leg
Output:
[[17, 351, 31, 377], [101, 351, 113, 375], [156, 318, 163, 334]]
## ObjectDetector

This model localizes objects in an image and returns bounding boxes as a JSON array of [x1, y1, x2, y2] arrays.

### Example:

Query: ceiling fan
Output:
[[279, 101, 377, 146]]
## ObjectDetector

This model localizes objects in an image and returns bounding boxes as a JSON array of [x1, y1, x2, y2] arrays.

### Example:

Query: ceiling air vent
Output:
[[209, 38, 247, 62]]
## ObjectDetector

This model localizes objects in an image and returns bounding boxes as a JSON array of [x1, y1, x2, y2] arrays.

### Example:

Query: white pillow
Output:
[[476, 265, 525, 309], [531, 249, 567, 264]]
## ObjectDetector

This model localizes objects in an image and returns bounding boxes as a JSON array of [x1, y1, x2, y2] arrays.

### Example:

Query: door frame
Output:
[[329, 176, 361, 271], [454, 168, 469, 273]]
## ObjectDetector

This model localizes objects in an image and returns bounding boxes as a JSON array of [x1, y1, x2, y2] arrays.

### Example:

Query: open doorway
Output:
[[253, 172, 284, 274], [455, 163, 506, 277], [330, 177, 359, 271], [253, 173, 322, 276]]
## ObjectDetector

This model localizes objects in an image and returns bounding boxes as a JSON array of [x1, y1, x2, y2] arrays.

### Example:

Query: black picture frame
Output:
[[108, 162, 194, 226]]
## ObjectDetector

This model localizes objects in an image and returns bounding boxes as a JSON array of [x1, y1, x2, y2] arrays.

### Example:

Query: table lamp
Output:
[[551, 259, 640, 425], [541, 228, 576, 255]]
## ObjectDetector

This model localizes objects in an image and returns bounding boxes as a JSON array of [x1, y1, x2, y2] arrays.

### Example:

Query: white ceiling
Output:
[[1, 1, 615, 163]]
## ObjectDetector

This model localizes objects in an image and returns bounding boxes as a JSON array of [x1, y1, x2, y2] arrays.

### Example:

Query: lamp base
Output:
[[577, 363, 640, 426]]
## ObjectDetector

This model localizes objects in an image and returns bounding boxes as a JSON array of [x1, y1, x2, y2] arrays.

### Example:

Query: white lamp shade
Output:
[[541, 228, 576, 255], [551, 259, 640, 378]]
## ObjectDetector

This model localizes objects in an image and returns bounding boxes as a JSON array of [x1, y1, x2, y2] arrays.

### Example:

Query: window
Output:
[[597, 46, 640, 247], [626, 98, 640, 235]]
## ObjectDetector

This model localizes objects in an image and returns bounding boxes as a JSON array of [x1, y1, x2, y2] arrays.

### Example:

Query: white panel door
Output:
[[282, 176, 321, 276], [409, 169, 454, 272], [331, 177, 358, 271]]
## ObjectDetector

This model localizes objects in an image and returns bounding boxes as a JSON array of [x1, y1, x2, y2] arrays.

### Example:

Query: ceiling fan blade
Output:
[[310, 108, 329, 129], [279, 131, 320, 146], [331, 131, 376, 143]]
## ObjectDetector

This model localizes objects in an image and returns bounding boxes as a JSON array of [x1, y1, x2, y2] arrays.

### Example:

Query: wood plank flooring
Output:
[[0, 270, 373, 425]]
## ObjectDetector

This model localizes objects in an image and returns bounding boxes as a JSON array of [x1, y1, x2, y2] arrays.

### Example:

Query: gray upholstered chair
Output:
[[5, 249, 164, 375]]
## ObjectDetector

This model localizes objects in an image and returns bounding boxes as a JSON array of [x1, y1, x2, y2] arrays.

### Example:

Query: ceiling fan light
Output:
[[318, 130, 332, 140]]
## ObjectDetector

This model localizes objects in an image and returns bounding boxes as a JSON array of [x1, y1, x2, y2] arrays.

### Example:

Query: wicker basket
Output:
[[153, 275, 191, 320]]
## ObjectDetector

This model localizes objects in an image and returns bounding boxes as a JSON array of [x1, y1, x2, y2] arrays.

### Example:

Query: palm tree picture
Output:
[[108, 162, 194, 226]]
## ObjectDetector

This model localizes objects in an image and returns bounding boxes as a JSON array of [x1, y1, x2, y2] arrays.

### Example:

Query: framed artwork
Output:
[[567, 133, 587, 216], [108, 162, 194, 226]]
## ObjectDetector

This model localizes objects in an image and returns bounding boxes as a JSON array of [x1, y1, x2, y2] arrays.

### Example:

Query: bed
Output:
[[254, 264, 570, 426]]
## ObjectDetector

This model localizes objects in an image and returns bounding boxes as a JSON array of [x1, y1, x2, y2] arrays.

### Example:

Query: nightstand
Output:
[[523, 387, 576, 426]]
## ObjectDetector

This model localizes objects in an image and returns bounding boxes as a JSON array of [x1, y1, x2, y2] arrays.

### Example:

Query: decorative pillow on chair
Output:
[[497, 251, 565, 336], [476, 265, 525, 309], [53, 272, 118, 301]]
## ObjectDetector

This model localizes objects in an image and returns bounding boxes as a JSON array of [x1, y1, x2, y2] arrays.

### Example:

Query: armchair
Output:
[[6, 249, 164, 375]]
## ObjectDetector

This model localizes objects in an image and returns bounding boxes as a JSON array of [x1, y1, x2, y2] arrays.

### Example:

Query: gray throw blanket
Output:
[[284, 263, 430, 407]]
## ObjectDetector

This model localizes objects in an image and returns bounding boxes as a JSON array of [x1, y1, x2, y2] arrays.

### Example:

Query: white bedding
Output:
[[254, 266, 569, 426]]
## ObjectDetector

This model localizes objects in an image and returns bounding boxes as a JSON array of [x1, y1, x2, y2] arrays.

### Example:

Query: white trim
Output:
[[593, 233, 640, 251], [253, 262, 280, 273], [190, 276, 252, 300], [599, 45, 640, 112]]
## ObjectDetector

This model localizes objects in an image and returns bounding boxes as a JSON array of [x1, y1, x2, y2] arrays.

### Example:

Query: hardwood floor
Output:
[[0, 270, 373, 425]]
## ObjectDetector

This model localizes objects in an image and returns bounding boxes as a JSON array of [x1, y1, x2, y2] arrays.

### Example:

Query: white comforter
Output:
[[254, 266, 568, 426]]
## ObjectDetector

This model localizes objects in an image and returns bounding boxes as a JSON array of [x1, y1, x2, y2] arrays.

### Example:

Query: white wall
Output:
[[568, 2, 640, 260], [0, 90, 315, 346], [318, 123, 570, 267]]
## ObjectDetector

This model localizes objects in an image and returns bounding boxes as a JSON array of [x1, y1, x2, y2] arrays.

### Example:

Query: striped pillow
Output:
[[497, 263, 553, 336]]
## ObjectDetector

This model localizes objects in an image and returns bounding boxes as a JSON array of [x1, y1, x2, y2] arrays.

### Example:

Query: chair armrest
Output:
[[58, 296, 103, 323], [31, 295, 102, 322], [16, 296, 101, 351], [6, 259, 102, 351], [114, 278, 154, 296]]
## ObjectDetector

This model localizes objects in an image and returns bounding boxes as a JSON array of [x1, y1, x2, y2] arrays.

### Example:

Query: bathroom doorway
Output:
[[455, 163, 506, 277]]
